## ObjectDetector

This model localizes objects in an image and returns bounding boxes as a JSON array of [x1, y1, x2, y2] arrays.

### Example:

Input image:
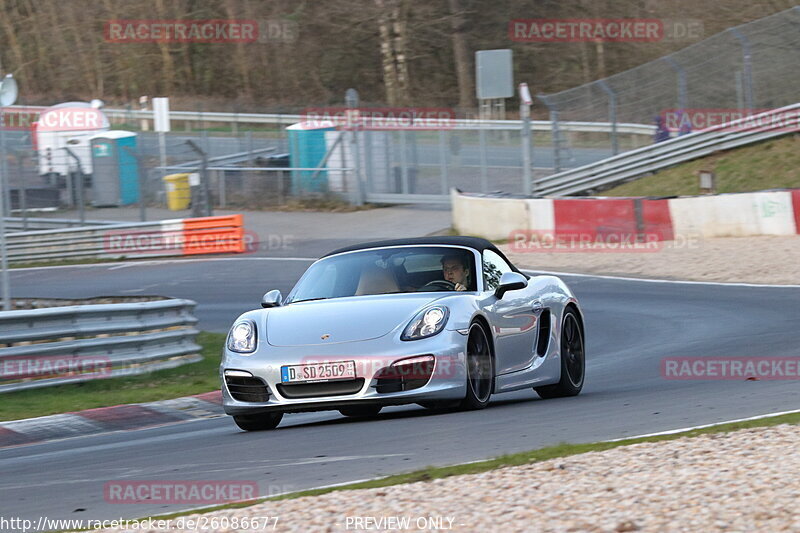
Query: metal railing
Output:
[[4, 220, 173, 263], [534, 104, 800, 197], [3, 216, 116, 232], [0, 298, 200, 393], [8, 104, 655, 136], [4, 215, 245, 263]]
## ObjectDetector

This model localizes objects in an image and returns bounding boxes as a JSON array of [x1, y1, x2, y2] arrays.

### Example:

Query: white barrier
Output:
[[452, 189, 800, 241], [451, 190, 530, 240], [668, 191, 797, 238]]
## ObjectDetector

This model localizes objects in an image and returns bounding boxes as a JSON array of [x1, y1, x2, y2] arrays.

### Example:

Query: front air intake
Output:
[[225, 375, 270, 402]]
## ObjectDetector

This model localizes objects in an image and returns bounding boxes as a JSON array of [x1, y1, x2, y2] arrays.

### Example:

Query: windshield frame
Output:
[[284, 244, 483, 304]]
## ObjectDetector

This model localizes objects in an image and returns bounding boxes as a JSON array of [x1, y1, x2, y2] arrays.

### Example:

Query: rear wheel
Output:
[[535, 308, 585, 399], [233, 412, 283, 431], [459, 322, 494, 410], [339, 405, 382, 418]]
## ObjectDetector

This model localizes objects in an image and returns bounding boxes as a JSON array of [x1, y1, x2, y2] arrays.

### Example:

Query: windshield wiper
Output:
[[290, 297, 329, 304]]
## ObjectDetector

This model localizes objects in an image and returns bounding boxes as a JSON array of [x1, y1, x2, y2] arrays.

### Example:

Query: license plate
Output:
[[280, 361, 357, 384]]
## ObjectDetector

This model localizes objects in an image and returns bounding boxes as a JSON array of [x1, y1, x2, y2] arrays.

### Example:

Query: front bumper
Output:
[[220, 329, 467, 415]]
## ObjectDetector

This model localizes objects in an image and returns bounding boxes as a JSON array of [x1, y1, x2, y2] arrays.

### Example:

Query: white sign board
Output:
[[518, 83, 532, 105], [475, 49, 514, 100], [153, 97, 170, 132]]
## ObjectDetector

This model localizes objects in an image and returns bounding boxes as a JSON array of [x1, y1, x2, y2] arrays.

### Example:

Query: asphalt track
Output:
[[2, 252, 800, 527]]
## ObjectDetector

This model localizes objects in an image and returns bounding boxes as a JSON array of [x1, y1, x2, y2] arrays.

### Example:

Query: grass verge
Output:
[[604, 134, 800, 196], [86, 409, 800, 530], [0, 332, 225, 422]]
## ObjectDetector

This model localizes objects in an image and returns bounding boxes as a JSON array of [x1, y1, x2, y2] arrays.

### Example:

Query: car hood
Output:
[[265, 293, 449, 347]]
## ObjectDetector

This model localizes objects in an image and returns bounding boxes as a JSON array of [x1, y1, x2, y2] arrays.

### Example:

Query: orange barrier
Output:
[[181, 214, 246, 255]]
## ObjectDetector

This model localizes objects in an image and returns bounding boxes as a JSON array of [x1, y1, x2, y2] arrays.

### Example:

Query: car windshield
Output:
[[287, 247, 476, 303]]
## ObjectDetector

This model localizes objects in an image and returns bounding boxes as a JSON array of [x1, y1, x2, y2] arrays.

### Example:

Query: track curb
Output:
[[0, 390, 223, 449]]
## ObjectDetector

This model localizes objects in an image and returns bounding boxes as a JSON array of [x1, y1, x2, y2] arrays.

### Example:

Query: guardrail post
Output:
[[728, 28, 755, 111], [186, 140, 213, 217], [62, 147, 86, 224], [0, 111, 9, 310], [662, 56, 688, 118], [478, 128, 489, 193], [537, 95, 563, 174], [438, 131, 449, 195], [597, 80, 619, 156]]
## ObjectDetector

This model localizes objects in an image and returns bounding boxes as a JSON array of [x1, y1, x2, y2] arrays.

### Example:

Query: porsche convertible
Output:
[[221, 236, 585, 430]]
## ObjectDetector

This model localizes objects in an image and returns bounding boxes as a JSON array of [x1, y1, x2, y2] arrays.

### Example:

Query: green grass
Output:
[[0, 332, 225, 422], [88, 409, 799, 530], [604, 134, 800, 196]]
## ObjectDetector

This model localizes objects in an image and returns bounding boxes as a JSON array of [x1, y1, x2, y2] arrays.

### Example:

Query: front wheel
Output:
[[535, 307, 585, 399], [233, 412, 283, 431], [459, 322, 494, 410]]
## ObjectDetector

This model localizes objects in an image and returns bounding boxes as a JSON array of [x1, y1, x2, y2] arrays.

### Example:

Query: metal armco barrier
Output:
[[0, 299, 200, 393], [5, 214, 245, 263], [8, 104, 656, 136], [534, 104, 800, 197], [2, 217, 116, 232]]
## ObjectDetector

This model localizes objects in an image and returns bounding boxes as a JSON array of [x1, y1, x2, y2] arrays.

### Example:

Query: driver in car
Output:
[[441, 254, 470, 291]]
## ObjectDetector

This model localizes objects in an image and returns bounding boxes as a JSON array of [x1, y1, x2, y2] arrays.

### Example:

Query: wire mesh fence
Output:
[[537, 7, 800, 159]]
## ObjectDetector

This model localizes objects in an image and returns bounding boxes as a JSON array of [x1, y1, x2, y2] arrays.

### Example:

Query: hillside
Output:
[[603, 134, 800, 197]]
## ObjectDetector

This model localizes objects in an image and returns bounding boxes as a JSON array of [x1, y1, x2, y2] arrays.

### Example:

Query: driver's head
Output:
[[441, 254, 469, 287]]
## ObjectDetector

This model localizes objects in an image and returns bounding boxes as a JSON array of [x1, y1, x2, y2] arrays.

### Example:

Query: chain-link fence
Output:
[[2, 8, 797, 217], [537, 6, 800, 166]]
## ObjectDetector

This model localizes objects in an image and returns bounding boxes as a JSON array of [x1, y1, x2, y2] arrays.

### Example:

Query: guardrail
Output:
[[5, 214, 245, 263], [0, 299, 200, 393], [8, 105, 656, 136], [3, 217, 116, 232], [534, 104, 800, 196]]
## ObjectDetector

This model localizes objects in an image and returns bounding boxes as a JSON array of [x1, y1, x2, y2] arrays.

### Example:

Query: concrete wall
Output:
[[452, 189, 800, 241]]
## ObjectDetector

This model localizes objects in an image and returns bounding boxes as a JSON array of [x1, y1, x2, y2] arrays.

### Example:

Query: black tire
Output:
[[233, 412, 283, 431], [459, 322, 494, 410], [338, 405, 382, 418], [535, 307, 585, 399]]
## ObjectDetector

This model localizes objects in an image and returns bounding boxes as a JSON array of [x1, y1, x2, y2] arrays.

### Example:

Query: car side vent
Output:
[[536, 309, 551, 357]]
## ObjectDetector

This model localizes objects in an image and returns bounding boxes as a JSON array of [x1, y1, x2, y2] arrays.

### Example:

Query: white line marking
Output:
[[524, 269, 800, 288], [602, 408, 800, 442]]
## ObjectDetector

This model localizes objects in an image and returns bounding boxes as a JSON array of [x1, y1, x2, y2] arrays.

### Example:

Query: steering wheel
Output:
[[418, 280, 456, 292]]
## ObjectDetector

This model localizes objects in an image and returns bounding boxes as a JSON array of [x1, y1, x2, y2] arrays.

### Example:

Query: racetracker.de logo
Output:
[[0, 356, 111, 381], [659, 108, 800, 133], [509, 230, 665, 253], [0, 107, 40, 131], [104, 20, 259, 43], [509, 19, 664, 42], [104, 480, 258, 504], [662, 357, 800, 380], [103, 228, 262, 255], [301, 107, 456, 131]]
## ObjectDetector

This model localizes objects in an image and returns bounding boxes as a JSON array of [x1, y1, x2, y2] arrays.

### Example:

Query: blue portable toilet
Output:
[[286, 121, 336, 193], [89, 131, 140, 206]]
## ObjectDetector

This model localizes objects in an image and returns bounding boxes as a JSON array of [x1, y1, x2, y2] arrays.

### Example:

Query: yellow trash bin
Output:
[[163, 173, 191, 210]]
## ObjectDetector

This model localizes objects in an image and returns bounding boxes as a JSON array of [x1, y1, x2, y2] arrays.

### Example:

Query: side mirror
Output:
[[261, 289, 283, 308], [494, 272, 528, 300]]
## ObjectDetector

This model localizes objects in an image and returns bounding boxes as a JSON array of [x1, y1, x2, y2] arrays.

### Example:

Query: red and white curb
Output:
[[0, 390, 223, 449]]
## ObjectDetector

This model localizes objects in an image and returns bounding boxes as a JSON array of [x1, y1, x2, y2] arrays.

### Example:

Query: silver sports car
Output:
[[221, 237, 585, 430]]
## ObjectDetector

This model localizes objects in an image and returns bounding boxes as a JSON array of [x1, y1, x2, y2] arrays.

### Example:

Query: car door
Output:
[[479, 250, 540, 375]]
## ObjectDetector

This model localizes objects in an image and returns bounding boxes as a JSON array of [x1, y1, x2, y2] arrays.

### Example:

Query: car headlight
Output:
[[402, 306, 449, 341], [227, 319, 257, 353]]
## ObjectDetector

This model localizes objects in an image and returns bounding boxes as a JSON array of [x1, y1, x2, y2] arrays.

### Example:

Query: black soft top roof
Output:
[[322, 236, 521, 272]]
